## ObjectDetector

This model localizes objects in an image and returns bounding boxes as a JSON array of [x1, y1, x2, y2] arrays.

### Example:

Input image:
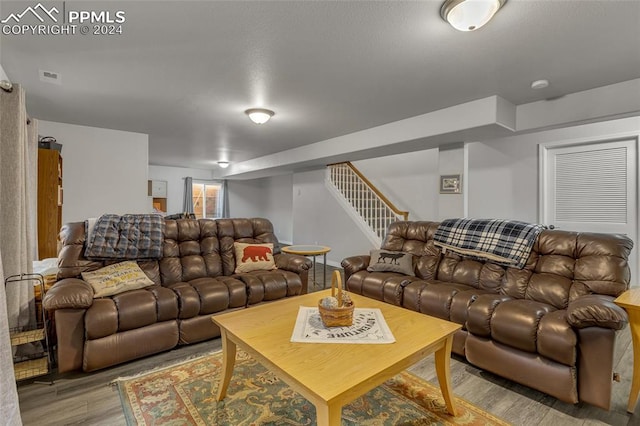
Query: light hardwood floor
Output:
[[17, 266, 638, 425]]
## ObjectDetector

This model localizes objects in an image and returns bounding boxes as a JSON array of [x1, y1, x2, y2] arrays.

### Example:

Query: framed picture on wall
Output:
[[440, 174, 461, 194]]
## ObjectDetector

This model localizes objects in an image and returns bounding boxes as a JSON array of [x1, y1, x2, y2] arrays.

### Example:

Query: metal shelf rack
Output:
[[6, 273, 52, 381]]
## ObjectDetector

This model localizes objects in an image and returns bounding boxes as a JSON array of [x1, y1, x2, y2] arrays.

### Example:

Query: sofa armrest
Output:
[[274, 253, 312, 274], [566, 294, 628, 330], [341, 255, 370, 281], [43, 278, 94, 310]]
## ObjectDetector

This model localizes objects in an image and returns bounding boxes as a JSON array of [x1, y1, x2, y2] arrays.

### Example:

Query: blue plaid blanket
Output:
[[85, 214, 165, 260], [433, 218, 545, 269]]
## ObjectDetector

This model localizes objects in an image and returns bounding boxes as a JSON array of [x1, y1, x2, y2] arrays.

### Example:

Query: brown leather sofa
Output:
[[43, 218, 311, 373], [341, 221, 633, 410]]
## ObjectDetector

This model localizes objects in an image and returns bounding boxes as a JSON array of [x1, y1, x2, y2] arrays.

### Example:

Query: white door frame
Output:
[[539, 133, 639, 285], [538, 132, 640, 225]]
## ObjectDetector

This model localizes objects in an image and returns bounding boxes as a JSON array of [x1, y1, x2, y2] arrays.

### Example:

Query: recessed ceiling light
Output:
[[245, 108, 275, 124], [217, 161, 230, 168], [531, 79, 550, 90]]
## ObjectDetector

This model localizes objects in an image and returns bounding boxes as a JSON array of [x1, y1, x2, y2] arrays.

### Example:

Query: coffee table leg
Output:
[[323, 253, 327, 289], [434, 335, 457, 416], [627, 310, 640, 413], [216, 329, 236, 401], [316, 402, 342, 426]]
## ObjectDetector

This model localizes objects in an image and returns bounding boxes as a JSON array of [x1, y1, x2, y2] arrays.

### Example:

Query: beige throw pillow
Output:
[[82, 261, 154, 298], [367, 250, 415, 276], [234, 242, 277, 273]]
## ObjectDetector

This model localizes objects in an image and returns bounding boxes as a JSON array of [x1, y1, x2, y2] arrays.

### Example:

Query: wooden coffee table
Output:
[[211, 290, 461, 425]]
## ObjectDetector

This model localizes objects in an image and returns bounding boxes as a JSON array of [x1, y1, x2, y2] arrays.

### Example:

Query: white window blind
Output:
[[554, 146, 627, 223]]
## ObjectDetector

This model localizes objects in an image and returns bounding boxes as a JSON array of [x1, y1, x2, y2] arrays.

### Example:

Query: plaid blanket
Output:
[[85, 214, 165, 260], [433, 218, 545, 269]]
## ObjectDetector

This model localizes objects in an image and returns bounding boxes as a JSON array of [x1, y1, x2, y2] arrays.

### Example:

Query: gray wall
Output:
[[292, 169, 375, 266], [353, 149, 439, 221], [38, 120, 149, 223], [225, 116, 640, 266], [467, 116, 640, 221], [228, 175, 294, 243]]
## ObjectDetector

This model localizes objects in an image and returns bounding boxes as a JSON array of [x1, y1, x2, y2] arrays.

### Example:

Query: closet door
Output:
[[542, 139, 636, 235], [540, 137, 638, 280]]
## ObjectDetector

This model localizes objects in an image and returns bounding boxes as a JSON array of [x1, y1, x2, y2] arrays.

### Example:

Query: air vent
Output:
[[39, 70, 61, 85]]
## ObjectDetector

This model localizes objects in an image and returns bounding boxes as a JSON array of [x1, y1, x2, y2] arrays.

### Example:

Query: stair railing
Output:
[[327, 162, 408, 241]]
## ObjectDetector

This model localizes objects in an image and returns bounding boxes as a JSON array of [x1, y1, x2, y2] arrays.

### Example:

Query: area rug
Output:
[[115, 351, 510, 425]]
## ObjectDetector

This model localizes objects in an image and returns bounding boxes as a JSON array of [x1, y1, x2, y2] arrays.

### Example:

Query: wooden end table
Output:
[[281, 245, 331, 289], [212, 290, 461, 425], [614, 288, 640, 413]]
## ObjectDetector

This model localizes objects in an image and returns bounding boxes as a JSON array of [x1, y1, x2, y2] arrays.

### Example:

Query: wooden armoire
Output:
[[37, 148, 63, 259]]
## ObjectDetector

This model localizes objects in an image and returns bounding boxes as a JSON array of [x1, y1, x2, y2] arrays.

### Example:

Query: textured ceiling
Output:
[[1, 0, 639, 170]]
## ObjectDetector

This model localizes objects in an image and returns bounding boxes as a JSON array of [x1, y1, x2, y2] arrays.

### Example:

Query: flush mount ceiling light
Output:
[[531, 79, 550, 90], [217, 161, 230, 168], [245, 108, 275, 124], [441, 0, 507, 31]]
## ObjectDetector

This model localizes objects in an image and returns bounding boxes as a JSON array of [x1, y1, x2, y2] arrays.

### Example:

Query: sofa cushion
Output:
[[381, 221, 441, 279], [236, 270, 302, 304], [81, 261, 154, 298], [367, 250, 414, 276], [490, 299, 555, 353], [217, 218, 280, 276], [234, 242, 276, 273], [346, 270, 419, 306], [160, 219, 223, 284], [113, 289, 158, 331], [402, 281, 474, 320], [537, 310, 577, 366]]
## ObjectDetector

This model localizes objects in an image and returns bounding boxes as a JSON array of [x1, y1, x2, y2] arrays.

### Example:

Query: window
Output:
[[192, 182, 222, 219]]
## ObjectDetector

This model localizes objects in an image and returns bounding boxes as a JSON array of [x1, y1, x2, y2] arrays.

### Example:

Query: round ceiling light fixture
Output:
[[440, 0, 507, 32], [245, 108, 275, 124], [531, 79, 550, 90], [217, 161, 230, 168]]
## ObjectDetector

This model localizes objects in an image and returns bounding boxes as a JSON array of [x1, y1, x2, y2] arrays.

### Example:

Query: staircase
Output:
[[327, 162, 408, 244]]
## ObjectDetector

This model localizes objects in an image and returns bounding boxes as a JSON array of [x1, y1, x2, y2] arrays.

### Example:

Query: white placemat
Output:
[[290, 307, 395, 344]]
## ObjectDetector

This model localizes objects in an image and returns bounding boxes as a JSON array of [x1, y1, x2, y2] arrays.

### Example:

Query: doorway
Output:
[[540, 136, 638, 283]]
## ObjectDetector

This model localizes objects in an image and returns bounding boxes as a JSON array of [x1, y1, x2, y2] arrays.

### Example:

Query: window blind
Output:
[[554, 146, 627, 223]]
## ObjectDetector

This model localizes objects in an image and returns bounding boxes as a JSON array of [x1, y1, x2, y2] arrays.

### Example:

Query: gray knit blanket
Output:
[[84, 214, 165, 260], [433, 218, 545, 269]]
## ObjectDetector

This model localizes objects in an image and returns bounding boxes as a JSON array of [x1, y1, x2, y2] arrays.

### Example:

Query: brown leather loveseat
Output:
[[43, 218, 311, 373], [341, 221, 633, 410]]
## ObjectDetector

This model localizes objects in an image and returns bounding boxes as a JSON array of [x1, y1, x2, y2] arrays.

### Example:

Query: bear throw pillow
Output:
[[234, 242, 277, 273]]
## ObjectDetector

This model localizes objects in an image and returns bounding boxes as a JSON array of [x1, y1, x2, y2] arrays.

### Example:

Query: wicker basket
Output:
[[318, 270, 354, 327]]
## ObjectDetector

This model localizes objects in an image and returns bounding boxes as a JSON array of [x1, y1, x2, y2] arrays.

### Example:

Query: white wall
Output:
[[353, 149, 439, 221], [467, 116, 640, 222], [0, 63, 8, 81], [38, 120, 149, 223], [227, 175, 294, 243], [148, 165, 214, 215], [263, 174, 294, 243], [213, 116, 640, 266], [437, 145, 465, 220], [228, 179, 267, 219], [293, 169, 376, 266]]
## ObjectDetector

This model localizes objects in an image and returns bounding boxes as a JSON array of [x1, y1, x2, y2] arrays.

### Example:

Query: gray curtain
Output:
[[1, 83, 37, 425], [220, 179, 230, 218], [183, 176, 194, 214]]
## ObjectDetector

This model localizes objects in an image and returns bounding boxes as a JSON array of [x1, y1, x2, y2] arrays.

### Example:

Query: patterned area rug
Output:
[[115, 351, 510, 425]]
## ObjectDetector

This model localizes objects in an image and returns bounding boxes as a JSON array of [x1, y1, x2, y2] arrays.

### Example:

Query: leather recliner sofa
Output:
[[341, 221, 633, 410], [43, 217, 311, 373]]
